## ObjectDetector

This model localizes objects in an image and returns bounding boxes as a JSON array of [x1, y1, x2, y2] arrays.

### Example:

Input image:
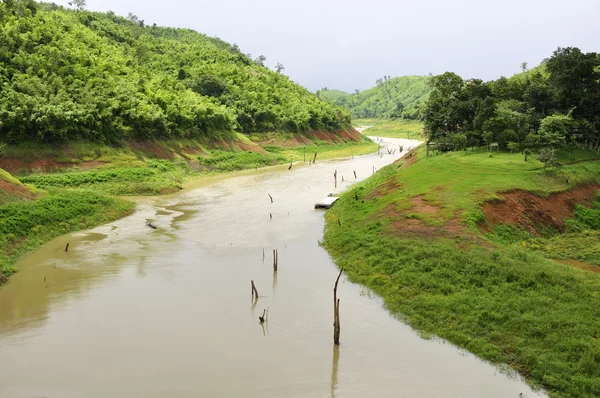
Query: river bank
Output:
[[0, 130, 377, 283], [322, 145, 600, 398], [0, 136, 543, 398]]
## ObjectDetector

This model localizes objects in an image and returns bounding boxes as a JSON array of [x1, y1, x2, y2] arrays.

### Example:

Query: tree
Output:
[[520, 62, 528, 72], [275, 62, 285, 74], [254, 55, 266, 66], [546, 47, 600, 129], [452, 133, 467, 151], [68, 0, 86, 11], [536, 147, 562, 170], [533, 114, 571, 149], [390, 101, 404, 119], [354, 89, 359, 95], [507, 141, 520, 153], [523, 148, 532, 161], [127, 12, 139, 23]]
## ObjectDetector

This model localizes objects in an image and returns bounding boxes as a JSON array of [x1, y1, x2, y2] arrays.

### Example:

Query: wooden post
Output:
[[333, 269, 343, 345], [273, 249, 278, 271], [251, 280, 259, 300], [334, 170, 337, 188], [270, 213, 273, 220], [353, 170, 357, 179], [65, 243, 69, 252], [288, 162, 293, 170], [313, 152, 318, 164], [262, 248, 265, 262], [268, 194, 273, 203]]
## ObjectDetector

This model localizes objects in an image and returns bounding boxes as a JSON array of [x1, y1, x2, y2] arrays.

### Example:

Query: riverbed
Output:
[[0, 137, 544, 398]]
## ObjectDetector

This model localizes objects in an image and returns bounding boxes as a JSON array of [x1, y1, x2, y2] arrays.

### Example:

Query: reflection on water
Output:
[[0, 138, 545, 398], [331, 344, 340, 398]]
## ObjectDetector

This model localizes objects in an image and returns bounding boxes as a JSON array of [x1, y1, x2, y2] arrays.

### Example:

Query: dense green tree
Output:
[[422, 47, 600, 153], [319, 76, 431, 120], [0, 3, 349, 143]]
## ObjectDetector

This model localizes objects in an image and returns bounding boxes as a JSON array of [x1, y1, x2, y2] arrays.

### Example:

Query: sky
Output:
[[52, 0, 600, 92]]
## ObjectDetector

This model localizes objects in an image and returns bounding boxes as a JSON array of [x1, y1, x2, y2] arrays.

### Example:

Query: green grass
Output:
[[20, 162, 189, 196], [354, 118, 424, 139], [323, 147, 600, 398], [0, 188, 134, 282]]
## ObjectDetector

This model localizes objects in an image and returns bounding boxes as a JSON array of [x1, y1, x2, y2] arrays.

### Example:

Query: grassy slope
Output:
[[323, 147, 600, 398], [354, 119, 425, 140], [0, 171, 134, 282]]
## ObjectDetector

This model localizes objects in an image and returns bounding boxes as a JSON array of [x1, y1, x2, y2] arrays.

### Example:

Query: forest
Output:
[[318, 75, 431, 120], [423, 47, 600, 166], [0, 0, 350, 144]]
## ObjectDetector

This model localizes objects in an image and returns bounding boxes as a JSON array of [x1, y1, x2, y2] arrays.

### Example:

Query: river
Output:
[[0, 137, 544, 398]]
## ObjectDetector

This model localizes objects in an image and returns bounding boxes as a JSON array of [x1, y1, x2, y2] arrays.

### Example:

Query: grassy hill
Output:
[[318, 75, 431, 119], [0, 1, 349, 144], [323, 147, 600, 398]]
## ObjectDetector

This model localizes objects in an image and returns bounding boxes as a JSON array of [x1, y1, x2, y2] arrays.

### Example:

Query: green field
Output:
[[354, 119, 425, 140], [323, 147, 600, 398]]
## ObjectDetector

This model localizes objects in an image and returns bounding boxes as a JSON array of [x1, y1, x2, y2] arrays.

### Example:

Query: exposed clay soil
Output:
[[373, 192, 475, 241], [479, 185, 600, 235], [252, 129, 362, 147], [0, 129, 360, 173], [0, 179, 36, 201]]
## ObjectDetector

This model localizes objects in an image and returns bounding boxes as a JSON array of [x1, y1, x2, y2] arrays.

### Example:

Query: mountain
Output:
[[317, 76, 432, 119], [0, 1, 350, 144]]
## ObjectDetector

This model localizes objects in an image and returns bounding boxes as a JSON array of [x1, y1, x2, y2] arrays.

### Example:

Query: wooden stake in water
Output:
[[333, 269, 343, 345], [251, 280, 259, 300]]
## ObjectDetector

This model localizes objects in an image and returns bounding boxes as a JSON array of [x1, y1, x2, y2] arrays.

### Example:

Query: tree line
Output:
[[318, 75, 431, 120], [0, 1, 350, 144], [424, 47, 600, 166]]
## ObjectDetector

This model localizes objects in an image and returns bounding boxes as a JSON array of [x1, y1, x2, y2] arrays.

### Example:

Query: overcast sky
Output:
[[52, 0, 600, 92]]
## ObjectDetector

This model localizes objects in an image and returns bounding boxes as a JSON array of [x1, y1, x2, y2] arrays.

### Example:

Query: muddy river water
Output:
[[0, 137, 544, 398]]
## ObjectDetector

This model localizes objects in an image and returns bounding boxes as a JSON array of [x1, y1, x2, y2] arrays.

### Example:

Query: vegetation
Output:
[[323, 46, 600, 397], [423, 48, 600, 162], [0, 171, 134, 282], [318, 76, 431, 120], [323, 147, 600, 398], [354, 119, 424, 140], [0, 1, 349, 145]]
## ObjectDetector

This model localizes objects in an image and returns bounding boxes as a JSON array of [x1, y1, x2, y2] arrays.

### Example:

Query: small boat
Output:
[[315, 196, 339, 209], [146, 221, 157, 229]]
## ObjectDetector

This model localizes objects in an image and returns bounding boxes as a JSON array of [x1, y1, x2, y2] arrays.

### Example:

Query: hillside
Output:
[[318, 75, 431, 119], [324, 147, 600, 398], [0, 1, 349, 144]]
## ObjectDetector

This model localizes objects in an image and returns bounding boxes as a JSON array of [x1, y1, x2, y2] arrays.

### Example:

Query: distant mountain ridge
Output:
[[317, 75, 431, 119]]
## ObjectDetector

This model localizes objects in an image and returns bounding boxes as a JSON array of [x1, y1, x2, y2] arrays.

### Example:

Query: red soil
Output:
[[0, 179, 36, 201], [479, 185, 600, 235]]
